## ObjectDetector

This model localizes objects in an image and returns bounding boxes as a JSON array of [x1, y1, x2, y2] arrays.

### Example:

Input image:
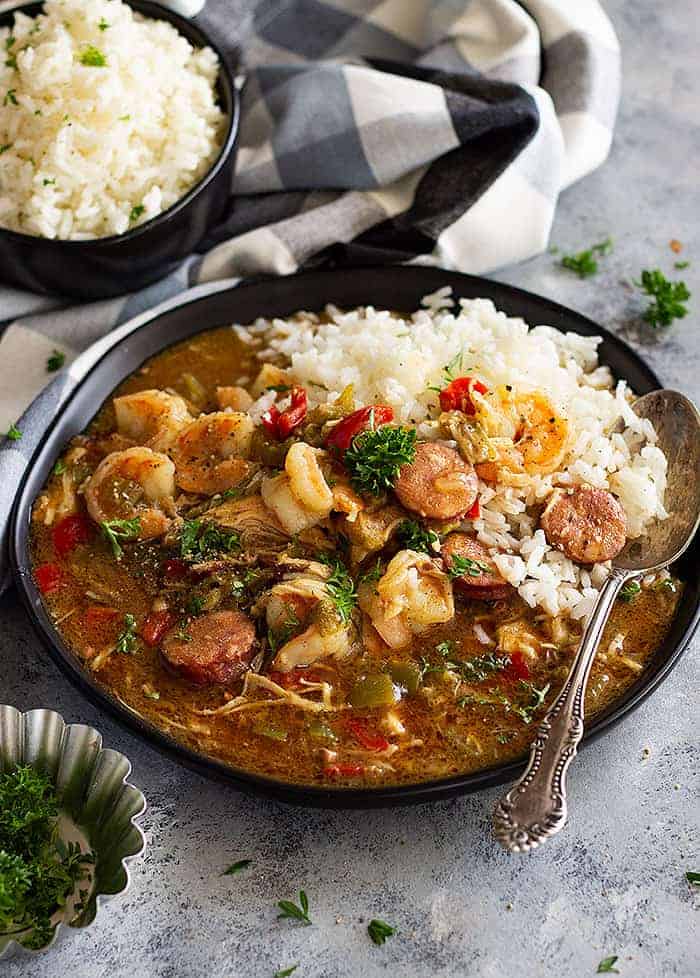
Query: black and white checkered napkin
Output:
[[0, 0, 620, 580]]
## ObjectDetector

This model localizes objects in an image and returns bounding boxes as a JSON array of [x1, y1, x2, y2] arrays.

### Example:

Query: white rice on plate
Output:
[[0, 0, 225, 239], [240, 289, 668, 621]]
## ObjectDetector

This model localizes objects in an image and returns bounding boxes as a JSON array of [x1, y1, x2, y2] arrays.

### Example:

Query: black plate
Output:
[[10, 267, 700, 807]]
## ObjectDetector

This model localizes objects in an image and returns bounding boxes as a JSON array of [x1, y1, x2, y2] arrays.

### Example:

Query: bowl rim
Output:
[[0, 0, 240, 249], [9, 265, 700, 808]]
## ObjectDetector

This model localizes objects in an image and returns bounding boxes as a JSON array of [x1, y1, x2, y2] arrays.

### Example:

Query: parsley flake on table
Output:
[[344, 425, 416, 496], [596, 955, 620, 973], [5, 423, 22, 441], [223, 859, 252, 875], [277, 889, 311, 926], [46, 349, 65, 372], [79, 46, 107, 67], [560, 238, 613, 278], [273, 967, 298, 978], [685, 870, 700, 886], [367, 918, 396, 945], [635, 268, 690, 328]]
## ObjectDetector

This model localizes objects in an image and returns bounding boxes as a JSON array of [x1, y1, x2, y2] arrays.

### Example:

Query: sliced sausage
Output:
[[441, 533, 512, 600], [394, 442, 478, 520], [540, 485, 626, 563], [161, 610, 256, 686]]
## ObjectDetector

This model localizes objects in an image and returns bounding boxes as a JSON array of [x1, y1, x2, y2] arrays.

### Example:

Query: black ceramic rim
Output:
[[10, 266, 700, 808], [0, 0, 239, 249]]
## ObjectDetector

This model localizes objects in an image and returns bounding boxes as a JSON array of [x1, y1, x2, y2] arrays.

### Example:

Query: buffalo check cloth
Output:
[[0, 0, 621, 580]]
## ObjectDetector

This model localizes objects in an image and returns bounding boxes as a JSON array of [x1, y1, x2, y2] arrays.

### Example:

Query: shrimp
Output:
[[170, 411, 254, 495], [216, 386, 253, 412], [358, 549, 454, 650], [113, 390, 191, 453], [476, 391, 568, 482], [261, 442, 333, 534], [85, 446, 176, 539], [260, 565, 353, 671]]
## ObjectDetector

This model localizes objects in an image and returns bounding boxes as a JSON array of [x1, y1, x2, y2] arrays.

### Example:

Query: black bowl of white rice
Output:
[[0, 0, 239, 299]]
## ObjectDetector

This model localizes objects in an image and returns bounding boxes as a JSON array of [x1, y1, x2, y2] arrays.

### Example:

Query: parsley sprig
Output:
[[115, 613, 140, 654], [344, 425, 416, 496], [179, 520, 241, 562], [397, 520, 439, 554], [223, 859, 251, 875], [277, 889, 311, 926], [317, 554, 357, 622], [447, 554, 492, 579], [635, 268, 690, 328], [619, 580, 641, 602], [100, 517, 140, 559], [597, 956, 620, 974]]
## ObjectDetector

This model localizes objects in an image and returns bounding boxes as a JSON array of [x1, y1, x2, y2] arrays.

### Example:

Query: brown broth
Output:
[[29, 326, 683, 787]]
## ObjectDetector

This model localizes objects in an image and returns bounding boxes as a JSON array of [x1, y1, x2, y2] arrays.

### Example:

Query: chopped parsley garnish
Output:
[[115, 613, 139, 654], [619, 580, 641, 602], [560, 238, 613, 278], [274, 967, 298, 978], [447, 554, 492, 579], [596, 956, 620, 974], [317, 553, 357, 622], [344, 425, 416, 496], [98, 17, 110, 30], [397, 520, 439, 554], [223, 859, 252, 875], [4, 89, 18, 106], [635, 268, 690, 328], [46, 349, 65, 372], [0, 143, 12, 155], [359, 559, 384, 586], [5, 423, 22, 441], [277, 889, 311, 926], [686, 870, 700, 886], [186, 593, 204, 618], [266, 384, 292, 393], [118, 114, 131, 121], [43, 178, 56, 187], [268, 610, 300, 653], [52, 459, 67, 476], [513, 681, 550, 724], [129, 204, 145, 223], [675, 260, 690, 270], [5, 54, 17, 70], [100, 517, 140, 559], [179, 520, 240, 562], [5, 36, 15, 50], [367, 918, 396, 945], [79, 46, 107, 67], [0, 766, 94, 949]]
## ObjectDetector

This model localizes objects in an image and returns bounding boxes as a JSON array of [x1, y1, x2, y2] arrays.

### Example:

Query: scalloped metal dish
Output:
[[9, 266, 700, 808], [0, 706, 146, 959]]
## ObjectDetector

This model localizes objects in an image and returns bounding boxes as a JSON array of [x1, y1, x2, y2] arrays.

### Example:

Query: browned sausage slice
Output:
[[441, 533, 512, 600], [161, 610, 256, 686], [540, 485, 626, 563], [394, 442, 478, 520]]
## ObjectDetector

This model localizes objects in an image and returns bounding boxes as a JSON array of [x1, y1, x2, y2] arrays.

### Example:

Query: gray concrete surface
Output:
[[1, 1, 698, 975]]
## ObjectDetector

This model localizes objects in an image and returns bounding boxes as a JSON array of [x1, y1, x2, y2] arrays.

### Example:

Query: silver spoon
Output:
[[493, 389, 700, 853]]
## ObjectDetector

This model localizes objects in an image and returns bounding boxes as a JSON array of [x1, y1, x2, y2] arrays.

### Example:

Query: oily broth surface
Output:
[[30, 325, 683, 787]]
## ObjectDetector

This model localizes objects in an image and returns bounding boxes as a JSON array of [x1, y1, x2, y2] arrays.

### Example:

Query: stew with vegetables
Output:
[[29, 322, 682, 787]]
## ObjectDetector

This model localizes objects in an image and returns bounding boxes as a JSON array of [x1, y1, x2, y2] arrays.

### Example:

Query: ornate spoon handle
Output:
[[493, 569, 628, 852]]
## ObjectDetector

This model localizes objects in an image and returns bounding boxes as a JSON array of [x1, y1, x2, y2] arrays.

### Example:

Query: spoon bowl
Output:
[[494, 389, 700, 852]]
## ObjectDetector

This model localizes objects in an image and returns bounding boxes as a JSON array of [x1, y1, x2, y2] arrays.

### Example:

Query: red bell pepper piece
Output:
[[346, 718, 389, 752], [505, 650, 531, 681], [324, 404, 394, 455], [140, 610, 175, 647], [439, 376, 488, 416], [35, 562, 63, 594], [261, 386, 308, 440], [323, 763, 365, 778], [52, 513, 92, 557], [466, 498, 480, 520]]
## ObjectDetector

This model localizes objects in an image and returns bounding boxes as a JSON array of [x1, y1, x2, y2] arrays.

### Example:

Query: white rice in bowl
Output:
[[244, 290, 668, 620], [0, 0, 226, 239]]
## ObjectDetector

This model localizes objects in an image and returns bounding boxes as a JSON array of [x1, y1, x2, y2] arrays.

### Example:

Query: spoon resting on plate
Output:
[[493, 389, 700, 853]]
